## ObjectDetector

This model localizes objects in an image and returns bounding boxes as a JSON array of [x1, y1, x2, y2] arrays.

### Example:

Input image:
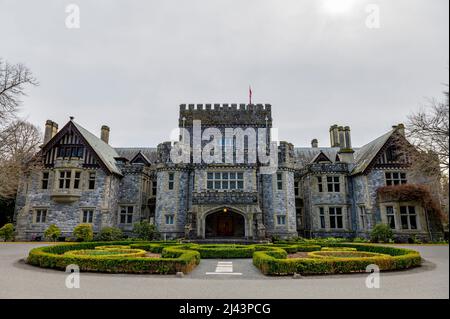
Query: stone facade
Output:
[[13, 106, 444, 242]]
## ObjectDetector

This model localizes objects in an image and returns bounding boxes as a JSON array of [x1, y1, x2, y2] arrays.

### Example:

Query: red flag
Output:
[[249, 85, 252, 104]]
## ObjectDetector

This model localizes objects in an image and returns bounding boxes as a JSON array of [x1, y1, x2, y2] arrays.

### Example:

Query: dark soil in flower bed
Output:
[[287, 252, 312, 258]]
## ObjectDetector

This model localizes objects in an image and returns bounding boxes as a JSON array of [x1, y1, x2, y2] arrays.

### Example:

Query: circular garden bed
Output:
[[26, 241, 422, 276]]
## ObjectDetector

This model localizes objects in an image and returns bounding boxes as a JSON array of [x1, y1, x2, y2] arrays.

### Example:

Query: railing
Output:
[[192, 190, 258, 205]]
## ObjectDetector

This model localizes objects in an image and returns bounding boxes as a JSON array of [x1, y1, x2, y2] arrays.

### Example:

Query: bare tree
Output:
[[407, 89, 449, 176], [0, 120, 42, 199], [0, 59, 38, 126]]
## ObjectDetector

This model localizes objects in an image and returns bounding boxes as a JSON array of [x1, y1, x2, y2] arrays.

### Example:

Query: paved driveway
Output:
[[0, 243, 448, 299]]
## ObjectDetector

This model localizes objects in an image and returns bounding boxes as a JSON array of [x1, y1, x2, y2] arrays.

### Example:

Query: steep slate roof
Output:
[[351, 129, 395, 175], [114, 147, 158, 163], [71, 121, 123, 175]]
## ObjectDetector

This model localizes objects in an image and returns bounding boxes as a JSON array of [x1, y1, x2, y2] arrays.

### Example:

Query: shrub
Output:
[[44, 224, 61, 242], [188, 244, 255, 258], [321, 247, 357, 252], [352, 237, 370, 243], [0, 223, 14, 241], [26, 241, 200, 274], [73, 224, 94, 242], [95, 227, 123, 241], [308, 251, 388, 259], [132, 221, 158, 240], [64, 248, 147, 258], [370, 224, 394, 243], [253, 243, 421, 275]]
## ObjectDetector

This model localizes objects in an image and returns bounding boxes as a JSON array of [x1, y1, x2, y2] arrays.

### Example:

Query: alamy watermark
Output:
[[65, 264, 80, 289], [169, 120, 279, 174], [365, 264, 380, 289]]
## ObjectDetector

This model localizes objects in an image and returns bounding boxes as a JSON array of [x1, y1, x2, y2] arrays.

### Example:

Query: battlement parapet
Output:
[[179, 103, 272, 127]]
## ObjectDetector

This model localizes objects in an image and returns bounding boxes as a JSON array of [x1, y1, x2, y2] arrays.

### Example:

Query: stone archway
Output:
[[204, 208, 245, 238]]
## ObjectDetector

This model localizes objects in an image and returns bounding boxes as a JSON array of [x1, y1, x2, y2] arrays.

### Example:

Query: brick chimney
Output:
[[101, 125, 110, 144], [392, 123, 405, 136]]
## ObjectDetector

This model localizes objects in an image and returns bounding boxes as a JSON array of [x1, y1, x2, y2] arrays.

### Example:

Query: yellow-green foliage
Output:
[[27, 241, 200, 274], [64, 248, 147, 258], [320, 247, 357, 252], [253, 243, 422, 275]]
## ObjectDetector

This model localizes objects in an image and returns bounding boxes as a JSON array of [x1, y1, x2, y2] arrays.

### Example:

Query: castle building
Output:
[[13, 104, 444, 241]]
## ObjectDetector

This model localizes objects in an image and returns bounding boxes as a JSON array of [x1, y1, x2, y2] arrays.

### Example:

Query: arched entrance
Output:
[[205, 208, 245, 238]]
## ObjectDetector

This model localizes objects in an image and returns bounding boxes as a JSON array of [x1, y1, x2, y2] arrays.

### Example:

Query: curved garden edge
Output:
[[26, 241, 422, 276], [252, 243, 422, 276]]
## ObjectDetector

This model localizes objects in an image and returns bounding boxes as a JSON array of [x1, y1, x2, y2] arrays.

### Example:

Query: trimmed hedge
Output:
[[64, 248, 147, 258], [307, 251, 387, 259], [27, 241, 200, 274], [253, 243, 421, 275], [321, 247, 357, 252]]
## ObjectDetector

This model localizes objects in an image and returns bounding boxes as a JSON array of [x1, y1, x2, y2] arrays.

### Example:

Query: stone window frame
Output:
[[206, 171, 244, 191], [151, 180, 157, 197], [41, 171, 50, 190], [275, 214, 286, 226], [326, 175, 341, 193], [294, 180, 300, 197], [118, 205, 134, 224], [168, 172, 175, 190], [33, 208, 48, 224], [165, 214, 175, 225], [203, 169, 248, 192], [381, 202, 422, 231], [56, 168, 83, 190], [328, 206, 344, 229], [316, 205, 346, 230], [317, 176, 323, 192], [384, 171, 407, 186], [80, 208, 95, 224], [87, 171, 96, 190], [400, 205, 418, 230], [358, 205, 367, 230], [276, 172, 283, 190]]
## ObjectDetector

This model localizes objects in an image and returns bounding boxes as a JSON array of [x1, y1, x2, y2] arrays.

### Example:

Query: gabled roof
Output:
[[71, 121, 122, 175], [351, 129, 395, 175], [130, 151, 152, 165], [293, 147, 341, 169], [311, 151, 332, 163], [41, 120, 122, 176], [115, 147, 158, 163]]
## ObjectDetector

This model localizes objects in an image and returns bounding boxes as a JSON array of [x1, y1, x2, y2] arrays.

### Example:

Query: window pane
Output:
[[237, 181, 244, 189], [409, 215, 417, 229], [408, 206, 416, 215], [222, 181, 228, 189], [222, 172, 229, 179], [207, 172, 213, 179], [215, 181, 221, 189], [330, 217, 336, 228], [230, 181, 236, 189], [400, 206, 407, 214], [388, 216, 395, 229], [237, 173, 243, 179], [401, 216, 409, 229], [320, 216, 325, 228], [337, 216, 343, 228], [215, 173, 221, 179], [207, 181, 213, 189], [230, 172, 236, 179]]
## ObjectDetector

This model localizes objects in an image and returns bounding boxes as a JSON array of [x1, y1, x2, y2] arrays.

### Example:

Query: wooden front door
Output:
[[216, 213, 234, 236]]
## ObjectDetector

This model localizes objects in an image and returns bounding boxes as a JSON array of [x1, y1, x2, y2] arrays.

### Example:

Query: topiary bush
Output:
[[44, 224, 61, 242], [253, 243, 421, 275], [27, 241, 200, 274], [321, 247, 357, 252], [73, 224, 94, 242], [95, 227, 123, 241], [0, 223, 14, 241], [132, 221, 158, 240], [370, 223, 394, 243]]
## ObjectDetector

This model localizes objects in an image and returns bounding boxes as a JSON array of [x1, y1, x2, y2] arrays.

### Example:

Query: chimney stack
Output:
[[101, 125, 110, 144], [330, 125, 340, 147], [311, 139, 318, 148], [43, 120, 58, 145], [392, 123, 405, 136]]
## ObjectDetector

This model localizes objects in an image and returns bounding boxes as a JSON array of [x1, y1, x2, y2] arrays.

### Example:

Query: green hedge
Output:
[[253, 243, 422, 275], [27, 241, 200, 274], [187, 244, 255, 258]]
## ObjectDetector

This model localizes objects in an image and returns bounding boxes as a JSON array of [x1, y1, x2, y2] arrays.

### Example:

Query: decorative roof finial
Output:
[[69, 116, 74, 121]]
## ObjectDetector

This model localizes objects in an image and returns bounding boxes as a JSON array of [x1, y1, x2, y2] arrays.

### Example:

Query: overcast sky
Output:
[[1, 0, 448, 148]]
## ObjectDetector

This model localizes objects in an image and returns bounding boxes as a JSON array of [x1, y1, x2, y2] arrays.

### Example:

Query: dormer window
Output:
[[57, 146, 84, 159]]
